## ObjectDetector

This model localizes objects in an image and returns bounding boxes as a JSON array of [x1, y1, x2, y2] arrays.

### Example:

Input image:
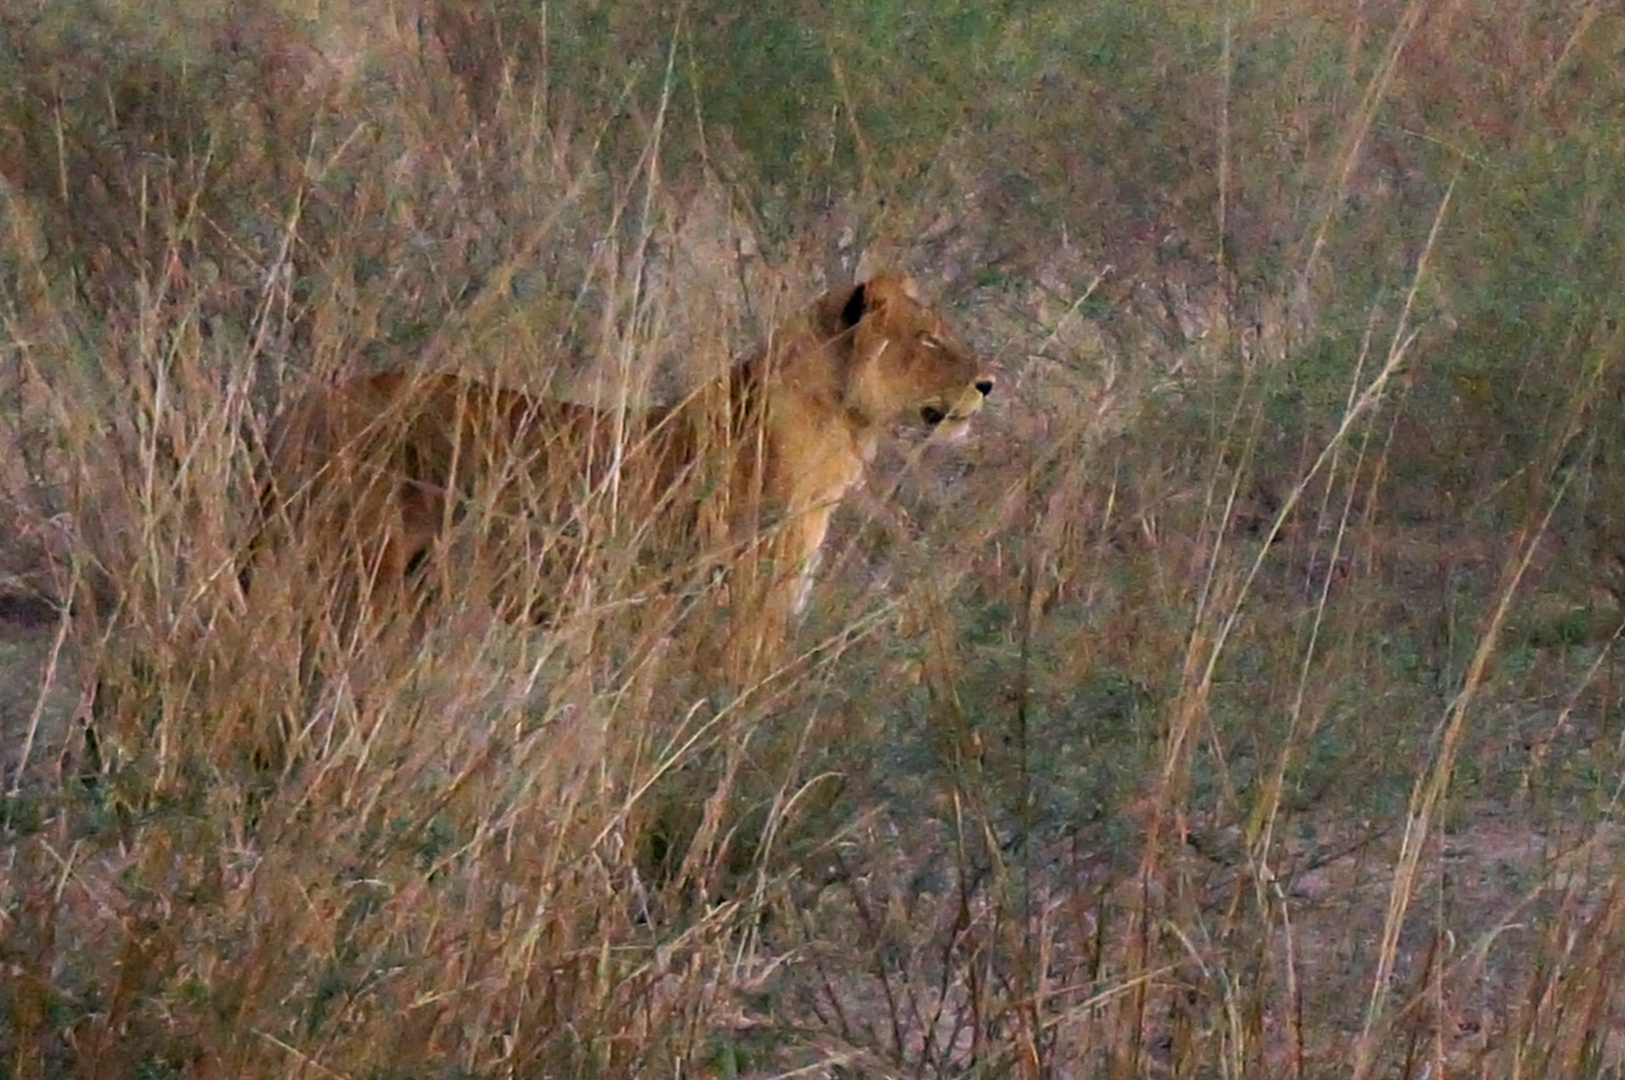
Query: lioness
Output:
[[256, 271, 994, 677]]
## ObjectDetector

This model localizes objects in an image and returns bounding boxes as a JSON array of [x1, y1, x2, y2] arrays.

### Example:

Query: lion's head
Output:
[[823, 272, 995, 439]]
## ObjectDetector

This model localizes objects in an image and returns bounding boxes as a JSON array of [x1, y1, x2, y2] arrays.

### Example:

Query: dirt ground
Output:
[[0, 605, 81, 792]]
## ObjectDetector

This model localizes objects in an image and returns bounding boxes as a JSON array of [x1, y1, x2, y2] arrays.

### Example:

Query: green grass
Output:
[[3, 0, 1625, 1076]]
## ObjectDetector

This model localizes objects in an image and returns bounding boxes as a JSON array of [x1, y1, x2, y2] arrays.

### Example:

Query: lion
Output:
[[253, 271, 995, 679]]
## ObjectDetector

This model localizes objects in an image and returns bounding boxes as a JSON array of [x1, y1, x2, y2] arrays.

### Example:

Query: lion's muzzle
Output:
[[921, 376, 994, 428]]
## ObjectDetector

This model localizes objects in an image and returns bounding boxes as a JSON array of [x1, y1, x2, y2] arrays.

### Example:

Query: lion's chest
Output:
[[767, 412, 868, 513]]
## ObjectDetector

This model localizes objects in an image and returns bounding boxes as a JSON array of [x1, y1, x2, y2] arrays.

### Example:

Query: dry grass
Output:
[[3, 1, 1625, 1077]]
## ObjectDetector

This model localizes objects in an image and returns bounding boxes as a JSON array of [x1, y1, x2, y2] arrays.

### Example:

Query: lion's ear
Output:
[[840, 282, 870, 328], [837, 272, 918, 328], [849, 273, 921, 324]]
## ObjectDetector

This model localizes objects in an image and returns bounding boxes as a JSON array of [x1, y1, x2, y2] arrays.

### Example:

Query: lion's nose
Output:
[[974, 378, 994, 397]]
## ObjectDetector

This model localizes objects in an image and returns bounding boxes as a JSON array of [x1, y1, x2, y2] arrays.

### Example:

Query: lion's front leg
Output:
[[722, 505, 832, 685]]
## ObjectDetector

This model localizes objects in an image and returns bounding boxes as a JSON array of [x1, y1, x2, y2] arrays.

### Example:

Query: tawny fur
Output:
[[256, 271, 994, 677]]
